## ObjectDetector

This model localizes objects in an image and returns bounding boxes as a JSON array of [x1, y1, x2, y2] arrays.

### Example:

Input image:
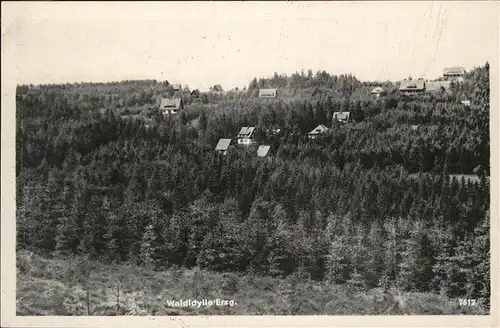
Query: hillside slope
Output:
[[16, 251, 486, 316]]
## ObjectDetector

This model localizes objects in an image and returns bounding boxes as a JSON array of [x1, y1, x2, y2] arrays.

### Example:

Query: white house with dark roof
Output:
[[332, 112, 351, 123], [308, 124, 329, 139], [259, 88, 278, 98], [159, 98, 184, 115], [257, 145, 271, 157], [215, 138, 232, 155], [237, 126, 256, 144], [443, 67, 465, 81]]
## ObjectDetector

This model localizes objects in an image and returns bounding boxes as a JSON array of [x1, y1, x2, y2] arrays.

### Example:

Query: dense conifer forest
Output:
[[16, 64, 491, 312]]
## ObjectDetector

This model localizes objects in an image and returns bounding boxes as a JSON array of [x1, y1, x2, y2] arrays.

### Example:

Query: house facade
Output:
[[332, 112, 351, 123], [259, 88, 278, 98], [159, 98, 184, 115], [443, 67, 465, 81], [399, 79, 425, 96], [237, 126, 256, 144], [170, 84, 182, 91], [308, 124, 329, 139], [370, 87, 385, 98]]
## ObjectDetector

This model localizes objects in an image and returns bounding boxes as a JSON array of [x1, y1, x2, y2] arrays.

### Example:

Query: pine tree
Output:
[[139, 224, 159, 268]]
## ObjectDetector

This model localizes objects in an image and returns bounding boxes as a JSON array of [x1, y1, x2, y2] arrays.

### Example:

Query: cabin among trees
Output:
[[308, 124, 329, 139], [210, 85, 224, 93], [215, 138, 232, 155], [443, 66, 465, 81], [259, 88, 278, 98], [257, 145, 271, 157], [332, 112, 350, 123], [399, 79, 425, 96], [370, 87, 385, 98], [190, 89, 201, 99], [170, 84, 182, 91], [159, 98, 184, 115], [237, 126, 256, 145]]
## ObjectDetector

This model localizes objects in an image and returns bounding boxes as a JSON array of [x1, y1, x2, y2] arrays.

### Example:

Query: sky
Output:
[[2, 1, 499, 91]]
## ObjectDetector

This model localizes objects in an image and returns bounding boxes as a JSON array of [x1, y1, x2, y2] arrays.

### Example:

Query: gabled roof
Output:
[[212, 85, 223, 92], [309, 124, 329, 135], [259, 88, 277, 97], [443, 67, 465, 75], [257, 145, 271, 157], [170, 83, 182, 90], [238, 126, 256, 137], [333, 112, 350, 121], [399, 79, 425, 91], [191, 89, 201, 98], [160, 98, 183, 110], [370, 87, 384, 94], [215, 138, 232, 151]]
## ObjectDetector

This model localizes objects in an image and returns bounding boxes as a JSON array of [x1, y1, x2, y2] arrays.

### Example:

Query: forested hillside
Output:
[[16, 64, 491, 312]]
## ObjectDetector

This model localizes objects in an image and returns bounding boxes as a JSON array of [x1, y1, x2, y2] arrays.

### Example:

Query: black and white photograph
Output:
[[1, 1, 498, 326]]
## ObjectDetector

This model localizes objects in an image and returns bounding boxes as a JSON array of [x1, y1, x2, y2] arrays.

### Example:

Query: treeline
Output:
[[16, 64, 491, 307]]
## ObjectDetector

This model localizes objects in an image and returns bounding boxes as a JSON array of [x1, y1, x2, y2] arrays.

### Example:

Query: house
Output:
[[308, 124, 329, 139], [259, 88, 278, 98], [443, 67, 465, 81], [332, 112, 351, 123], [215, 138, 232, 155], [211, 85, 224, 93], [370, 87, 385, 98], [170, 84, 182, 91], [257, 145, 271, 157], [425, 81, 451, 93], [237, 126, 256, 144], [270, 128, 281, 135], [399, 79, 425, 96], [159, 98, 184, 115], [461, 99, 471, 107], [190, 89, 201, 98]]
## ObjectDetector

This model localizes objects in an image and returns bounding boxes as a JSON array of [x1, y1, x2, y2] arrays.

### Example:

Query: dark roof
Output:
[[257, 145, 271, 157], [215, 138, 232, 151], [159, 98, 183, 110], [212, 85, 223, 92], [259, 88, 277, 98], [443, 67, 465, 75], [399, 79, 425, 91], [238, 126, 256, 137], [191, 89, 201, 98]]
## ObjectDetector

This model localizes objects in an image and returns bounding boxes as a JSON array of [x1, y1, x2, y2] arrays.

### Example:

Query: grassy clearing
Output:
[[16, 250, 486, 315]]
